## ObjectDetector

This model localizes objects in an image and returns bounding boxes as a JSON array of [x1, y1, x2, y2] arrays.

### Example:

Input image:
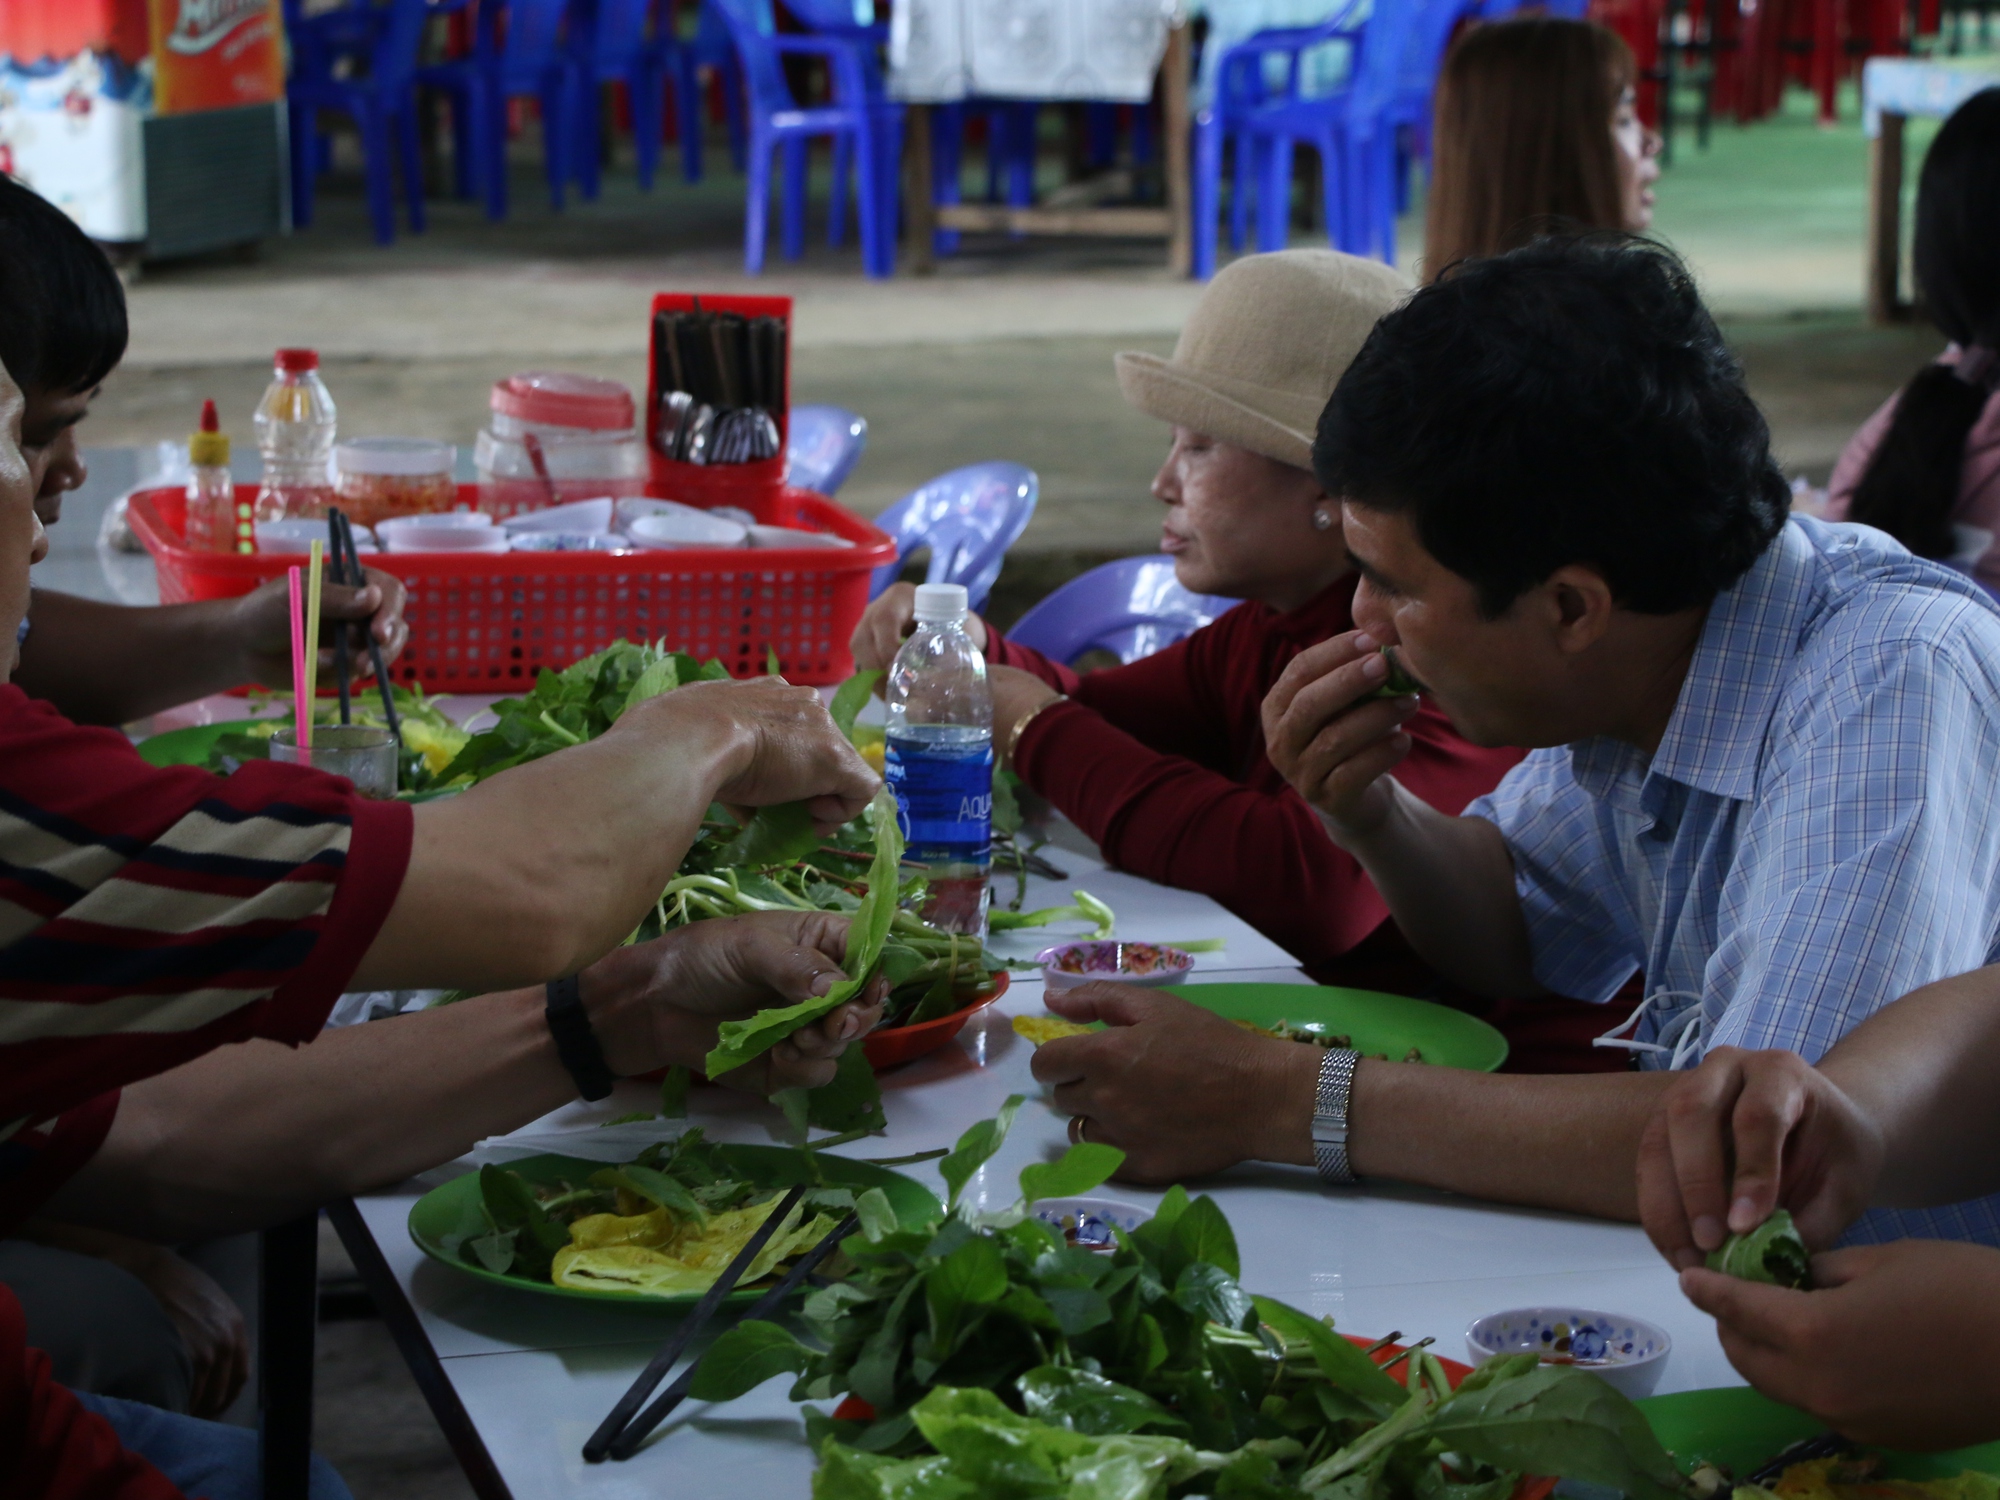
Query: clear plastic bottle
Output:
[[184, 399, 243, 553], [885, 582, 994, 934], [252, 348, 337, 522]]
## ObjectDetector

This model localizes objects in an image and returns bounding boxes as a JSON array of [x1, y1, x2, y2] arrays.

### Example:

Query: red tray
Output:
[[128, 483, 897, 691]]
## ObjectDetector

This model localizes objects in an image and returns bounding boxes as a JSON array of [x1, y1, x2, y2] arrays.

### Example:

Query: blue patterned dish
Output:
[[1465, 1307, 1671, 1399], [1030, 1196, 1152, 1252]]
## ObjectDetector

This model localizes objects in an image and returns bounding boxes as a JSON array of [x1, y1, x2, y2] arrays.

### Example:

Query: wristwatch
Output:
[[1311, 1048, 1361, 1185], [545, 974, 617, 1101]]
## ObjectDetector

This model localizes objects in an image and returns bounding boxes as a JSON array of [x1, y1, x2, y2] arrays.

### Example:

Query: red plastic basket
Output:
[[128, 483, 897, 691]]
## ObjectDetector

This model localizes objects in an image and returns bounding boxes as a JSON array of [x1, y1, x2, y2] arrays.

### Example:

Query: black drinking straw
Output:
[[326, 512, 352, 725], [328, 509, 399, 738]]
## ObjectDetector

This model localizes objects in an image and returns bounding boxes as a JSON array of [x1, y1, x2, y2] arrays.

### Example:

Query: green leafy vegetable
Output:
[[1372, 647, 1424, 699], [988, 890, 1116, 940], [1706, 1208, 1812, 1289], [830, 670, 883, 737], [1017, 1143, 1124, 1206], [689, 1319, 819, 1401], [937, 1094, 1024, 1209]]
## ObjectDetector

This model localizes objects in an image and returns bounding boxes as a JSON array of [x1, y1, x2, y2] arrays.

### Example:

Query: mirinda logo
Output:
[[149, 0, 283, 113], [160, 0, 270, 54]]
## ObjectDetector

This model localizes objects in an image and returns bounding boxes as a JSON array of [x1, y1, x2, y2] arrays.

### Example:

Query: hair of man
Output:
[[1422, 18, 1634, 279], [1846, 88, 2000, 559], [1315, 233, 1791, 618], [0, 173, 129, 399]]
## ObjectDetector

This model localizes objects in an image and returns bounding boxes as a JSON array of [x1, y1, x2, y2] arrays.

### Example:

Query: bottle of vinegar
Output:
[[885, 583, 993, 934]]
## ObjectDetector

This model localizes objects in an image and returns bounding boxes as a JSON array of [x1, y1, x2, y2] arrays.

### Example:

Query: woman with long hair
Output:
[[1826, 90, 2000, 583], [1423, 17, 1661, 278]]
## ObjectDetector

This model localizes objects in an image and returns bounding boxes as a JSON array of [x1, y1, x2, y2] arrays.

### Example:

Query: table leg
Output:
[[326, 1200, 516, 1500], [1163, 22, 1192, 276], [258, 1217, 317, 1500], [1866, 110, 1905, 325], [904, 102, 936, 275]]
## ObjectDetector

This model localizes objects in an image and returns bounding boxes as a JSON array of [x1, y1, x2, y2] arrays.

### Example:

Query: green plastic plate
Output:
[[136, 719, 281, 768], [407, 1146, 941, 1308], [1638, 1386, 2000, 1479], [1178, 982, 1509, 1072]]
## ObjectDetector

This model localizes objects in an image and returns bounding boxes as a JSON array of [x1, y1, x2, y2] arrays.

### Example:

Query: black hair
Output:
[[1315, 234, 1789, 617], [1846, 88, 2000, 560], [0, 172, 129, 397]]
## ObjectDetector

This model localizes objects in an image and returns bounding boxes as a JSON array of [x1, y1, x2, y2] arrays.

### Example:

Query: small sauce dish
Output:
[[1036, 940, 1195, 992], [1030, 1196, 1151, 1252], [1465, 1307, 1671, 1399]]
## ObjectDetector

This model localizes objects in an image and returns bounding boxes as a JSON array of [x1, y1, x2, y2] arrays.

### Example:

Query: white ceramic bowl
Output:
[[1037, 941, 1195, 992], [501, 497, 615, 534], [378, 511, 491, 531], [1030, 1196, 1151, 1252], [382, 525, 509, 554], [1465, 1307, 1671, 1399], [614, 496, 709, 529], [508, 532, 633, 553], [626, 510, 749, 550], [746, 523, 852, 549], [255, 519, 379, 554]]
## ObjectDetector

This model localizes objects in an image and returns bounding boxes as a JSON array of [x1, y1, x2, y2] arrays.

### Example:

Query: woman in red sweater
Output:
[[853, 248, 1629, 1071]]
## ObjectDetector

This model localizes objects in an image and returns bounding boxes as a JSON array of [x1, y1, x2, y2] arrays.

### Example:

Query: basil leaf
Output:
[[1018, 1142, 1125, 1206], [1251, 1295, 1405, 1410], [606, 1164, 707, 1226], [687, 1320, 817, 1401], [830, 670, 883, 738], [658, 1066, 691, 1119], [1173, 1261, 1255, 1331], [475, 1165, 570, 1281], [1015, 1365, 1185, 1437], [1171, 1193, 1239, 1279], [939, 1094, 1024, 1210], [721, 802, 824, 869], [805, 1046, 887, 1135], [855, 1186, 899, 1243], [1424, 1363, 1686, 1500], [1706, 1208, 1812, 1289]]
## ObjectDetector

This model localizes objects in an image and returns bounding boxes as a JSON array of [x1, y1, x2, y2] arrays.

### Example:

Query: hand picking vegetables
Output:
[[684, 1100, 1695, 1500], [1705, 1209, 1812, 1290]]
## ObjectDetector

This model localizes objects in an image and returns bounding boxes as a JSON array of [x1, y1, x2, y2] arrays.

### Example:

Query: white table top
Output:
[[345, 849, 1740, 1499], [1862, 53, 2000, 135]]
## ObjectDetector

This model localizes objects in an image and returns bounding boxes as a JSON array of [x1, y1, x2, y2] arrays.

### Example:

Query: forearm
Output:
[[1819, 965, 2000, 1208], [16, 591, 251, 724], [1345, 1061, 1677, 1219], [46, 990, 594, 1239], [352, 704, 743, 990], [1339, 784, 1543, 997]]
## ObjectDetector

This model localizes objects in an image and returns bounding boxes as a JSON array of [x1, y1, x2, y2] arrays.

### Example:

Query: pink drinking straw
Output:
[[288, 565, 309, 749]]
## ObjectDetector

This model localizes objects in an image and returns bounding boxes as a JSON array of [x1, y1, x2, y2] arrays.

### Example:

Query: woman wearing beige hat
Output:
[[854, 250, 1626, 1068]]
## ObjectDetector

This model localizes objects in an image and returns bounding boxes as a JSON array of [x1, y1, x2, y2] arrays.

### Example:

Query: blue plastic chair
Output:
[[785, 405, 869, 493], [708, 0, 902, 275], [867, 463, 1039, 612], [285, 0, 430, 244], [418, 0, 578, 220], [1009, 556, 1240, 665], [690, 1, 751, 174], [926, 102, 1039, 255], [572, 0, 704, 191]]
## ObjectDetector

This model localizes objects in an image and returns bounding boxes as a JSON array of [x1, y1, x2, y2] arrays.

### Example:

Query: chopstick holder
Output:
[[602, 1208, 860, 1461], [582, 1182, 810, 1464]]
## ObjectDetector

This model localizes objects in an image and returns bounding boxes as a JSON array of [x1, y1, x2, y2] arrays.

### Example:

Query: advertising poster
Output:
[[148, 0, 283, 116]]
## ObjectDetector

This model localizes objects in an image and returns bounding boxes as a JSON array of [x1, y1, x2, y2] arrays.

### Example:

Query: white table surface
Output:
[[344, 850, 1740, 1500]]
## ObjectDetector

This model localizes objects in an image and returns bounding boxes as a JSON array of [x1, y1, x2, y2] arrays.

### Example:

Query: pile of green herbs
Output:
[[439, 1126, 859, 1284], [688, 1101, 1691, 1500]]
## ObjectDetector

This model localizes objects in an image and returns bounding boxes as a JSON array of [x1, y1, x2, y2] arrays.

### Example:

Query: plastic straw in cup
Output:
[[288, 566, 308, 748], [302, 540, 324, 748]]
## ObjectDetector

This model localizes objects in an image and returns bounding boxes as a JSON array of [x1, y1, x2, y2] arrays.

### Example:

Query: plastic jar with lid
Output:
[[473, 371, 645, 514], [334, 437, 458, 526]]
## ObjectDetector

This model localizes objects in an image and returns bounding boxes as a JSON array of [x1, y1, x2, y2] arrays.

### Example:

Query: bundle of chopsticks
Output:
[[651, 302, 787, 467]]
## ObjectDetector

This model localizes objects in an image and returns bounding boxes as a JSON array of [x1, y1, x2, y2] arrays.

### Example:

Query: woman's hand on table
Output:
[[1262, 629, 1420, 842], [1029, 984, 1318, 1182], [849, 581, 989, 674], [235, 566, 410, 685], [583, 910, 886, 1094], [1680, 1239, 2000, 1450], [1636, 1045, 1882, 1270]]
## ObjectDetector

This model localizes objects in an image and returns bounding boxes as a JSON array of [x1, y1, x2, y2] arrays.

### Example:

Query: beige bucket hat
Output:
[[1115, 250, 1409, 472]]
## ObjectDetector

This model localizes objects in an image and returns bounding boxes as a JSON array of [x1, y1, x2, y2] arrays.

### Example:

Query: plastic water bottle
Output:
[[885, 583, 993, 934], [253, 348, 337, 522]]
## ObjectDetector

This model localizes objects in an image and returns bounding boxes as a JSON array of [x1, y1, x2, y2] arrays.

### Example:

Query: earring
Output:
[[1312, 507, 1334, 532]]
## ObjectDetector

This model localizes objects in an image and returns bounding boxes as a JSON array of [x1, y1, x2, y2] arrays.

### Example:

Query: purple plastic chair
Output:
[[866, 462, 1038, 613], [285, 0, 430, 245], [784, 405, 868, 494], [1009, 555, 1240, 665]]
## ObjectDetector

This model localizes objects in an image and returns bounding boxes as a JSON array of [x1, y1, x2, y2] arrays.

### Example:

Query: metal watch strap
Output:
[[1312, 1048, 1360, 1185], [545, 975, 616, 1102]]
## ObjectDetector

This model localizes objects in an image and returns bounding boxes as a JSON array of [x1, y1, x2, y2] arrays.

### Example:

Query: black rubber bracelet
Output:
[[545, 974, 616, 1102]]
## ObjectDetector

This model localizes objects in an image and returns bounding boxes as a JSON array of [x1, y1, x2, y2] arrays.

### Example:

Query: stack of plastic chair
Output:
[[690, 0, 751, 174], [571, 0, 705, 191], [1191, 3, 1366, 278], [708, 0, 902, 275], [418, 0, 579, 220], [785, 405, 869, 494], [1008, 556, 1240, 666], [284, 0, 431, 245], [866, 463, 1039, 613], [923, 102, 1040, 256], [776, 0, 902, 250]]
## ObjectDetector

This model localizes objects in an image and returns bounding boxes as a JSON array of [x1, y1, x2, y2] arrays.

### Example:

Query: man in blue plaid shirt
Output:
[[1029, 236, 2000, 1246]]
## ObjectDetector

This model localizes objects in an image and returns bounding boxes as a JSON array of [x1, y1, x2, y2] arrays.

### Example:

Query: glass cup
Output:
[[270, 725, 399, 798]]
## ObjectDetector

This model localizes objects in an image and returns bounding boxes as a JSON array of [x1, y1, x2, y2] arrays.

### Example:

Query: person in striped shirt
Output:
[[0, 344, 882, 1496]]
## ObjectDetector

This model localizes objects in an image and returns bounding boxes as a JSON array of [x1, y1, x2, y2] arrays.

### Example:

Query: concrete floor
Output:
[[66, 81, 1958, 1497]]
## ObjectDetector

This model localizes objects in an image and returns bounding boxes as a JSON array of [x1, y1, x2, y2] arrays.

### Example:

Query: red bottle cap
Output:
[[199, 398, 219, 432], [274, 348, 319, 373]]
